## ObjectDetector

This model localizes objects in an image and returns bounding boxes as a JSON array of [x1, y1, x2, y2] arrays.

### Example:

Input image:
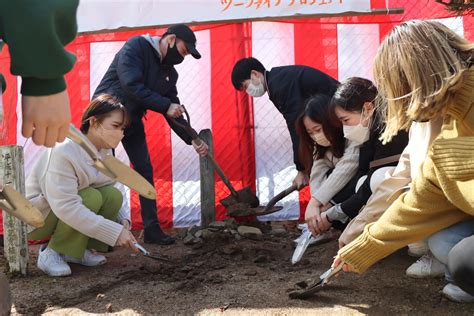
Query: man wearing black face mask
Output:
[[93, 24, 208, 245]]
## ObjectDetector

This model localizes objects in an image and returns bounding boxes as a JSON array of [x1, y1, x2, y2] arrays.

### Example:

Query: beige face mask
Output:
[[99, 124, 124, 149], [310, 132, 331, 147]]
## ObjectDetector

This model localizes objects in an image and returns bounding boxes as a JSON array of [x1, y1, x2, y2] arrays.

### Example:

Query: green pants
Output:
[[28, 185, 122, 259]]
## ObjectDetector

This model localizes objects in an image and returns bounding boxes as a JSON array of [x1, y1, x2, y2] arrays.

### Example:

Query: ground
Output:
[[2, 221, 474, 315]]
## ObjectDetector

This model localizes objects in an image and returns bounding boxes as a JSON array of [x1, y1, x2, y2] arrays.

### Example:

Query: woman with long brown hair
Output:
[[334, 20, 474, 302], [296, 94, 360, 236]]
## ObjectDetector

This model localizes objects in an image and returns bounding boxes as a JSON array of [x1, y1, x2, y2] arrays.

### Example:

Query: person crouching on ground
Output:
[[27, 94, 138, 277], [296, 94, 360, 240], [333, 20, 474, 302]]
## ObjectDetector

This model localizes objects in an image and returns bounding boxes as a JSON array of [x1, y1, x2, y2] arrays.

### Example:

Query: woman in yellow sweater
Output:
[[333, 20, 474, 297]]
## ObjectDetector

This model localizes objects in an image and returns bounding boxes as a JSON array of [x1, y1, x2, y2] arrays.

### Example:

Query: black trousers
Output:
[[330, 173, 360, 206], [323, 169, 359, 231], [448, 235, 474, 296], [122, 121, 160, 230]]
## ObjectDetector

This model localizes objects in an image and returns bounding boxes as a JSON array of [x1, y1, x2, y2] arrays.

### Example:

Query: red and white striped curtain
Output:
[[1, 1, 473, 232]]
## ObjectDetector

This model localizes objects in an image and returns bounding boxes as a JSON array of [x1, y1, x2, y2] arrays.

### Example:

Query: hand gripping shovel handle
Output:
[[170, 107, 239, 198], [321, 261, 344, 284]]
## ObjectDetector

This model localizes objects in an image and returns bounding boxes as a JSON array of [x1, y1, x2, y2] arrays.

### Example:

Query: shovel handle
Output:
[[194, 136, 239, 197], [67, 124, 99, 160], [205, 153, 239, 197], [263, 184, 298, 211], [169, 105, 199, 140], [170, 111, 240, 198], [134, 243, 149, 256], [322, 261, 344, 284]]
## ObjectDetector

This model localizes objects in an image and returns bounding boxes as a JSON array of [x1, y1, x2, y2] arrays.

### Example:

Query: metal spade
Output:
[[170, 107, 259, 209], [288, 262, 344, 299], [134, 243, 172, 262], [227, 184, 299, 217]]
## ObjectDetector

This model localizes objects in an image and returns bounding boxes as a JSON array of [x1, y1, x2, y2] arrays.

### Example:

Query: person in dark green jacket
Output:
[[0, 2, 79, 314], [0, 0, 79, 147]]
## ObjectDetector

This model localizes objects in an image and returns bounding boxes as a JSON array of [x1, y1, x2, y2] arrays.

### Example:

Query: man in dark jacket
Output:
[[231, 57, 339, 190], [94, 24, 208, 245]]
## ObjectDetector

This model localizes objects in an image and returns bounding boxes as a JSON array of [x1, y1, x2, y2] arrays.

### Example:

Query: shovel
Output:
[[0, 184, 44, 228], [227, 184, 299, 217], [288, 262, 344, 299], [134, 243, 172, 262], [170, 108, 259, 209], [68, 125, 156, 200]]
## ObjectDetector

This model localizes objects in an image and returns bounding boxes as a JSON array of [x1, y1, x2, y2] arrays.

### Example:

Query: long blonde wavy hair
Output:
[[374, 20, 474, 143]]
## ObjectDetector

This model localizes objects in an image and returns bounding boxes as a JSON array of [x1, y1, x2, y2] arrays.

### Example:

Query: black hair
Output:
[[81, 94, 130, 134], [231, 57, 266, 90], [296, 94, 345, 173], [331, 77, 378, 112]]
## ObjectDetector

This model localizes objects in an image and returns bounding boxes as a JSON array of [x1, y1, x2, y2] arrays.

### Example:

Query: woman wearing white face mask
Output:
[[26, 94, 139, 277], [307, 77, 409, 236], [296, 94, 361, 237]]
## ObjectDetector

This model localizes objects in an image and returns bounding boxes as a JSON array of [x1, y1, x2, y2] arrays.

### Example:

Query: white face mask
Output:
[[246, 76, 265, 97], [310, 133, 331, 147], [343, 111, 370, 144]]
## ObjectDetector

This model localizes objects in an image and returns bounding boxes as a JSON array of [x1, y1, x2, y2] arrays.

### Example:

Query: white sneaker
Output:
[[407, 240, 429, 257], [37, 245, 71, 277], [64, 249, 107, 267], [442, 283, 474, 303], [406, 253, 445, 278]]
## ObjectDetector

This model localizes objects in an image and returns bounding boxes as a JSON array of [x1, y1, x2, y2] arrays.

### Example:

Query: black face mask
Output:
[[163, 42, 184, 65]]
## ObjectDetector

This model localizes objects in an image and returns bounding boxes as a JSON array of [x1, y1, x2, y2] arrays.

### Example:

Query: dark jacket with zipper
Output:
[[340, 112, 409, 218], [93, 35, 192, 144], [266, 66, 339, 171]]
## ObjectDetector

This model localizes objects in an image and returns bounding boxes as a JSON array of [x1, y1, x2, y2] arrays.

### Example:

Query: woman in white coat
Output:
[[27, 94, 138, 277]]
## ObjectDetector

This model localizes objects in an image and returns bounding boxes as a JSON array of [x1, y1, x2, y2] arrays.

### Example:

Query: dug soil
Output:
[[3, 221, 473, 315]]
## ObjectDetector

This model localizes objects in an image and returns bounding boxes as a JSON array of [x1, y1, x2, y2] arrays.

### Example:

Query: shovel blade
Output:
[[102, 156, 156, 200], [227, 205, 283, 218], [288, 264, 344, 299], [92, 160, 117, 179], [220, 187, 259, 208], [0, 185, 44, 228], [288, 281, 325, 299]]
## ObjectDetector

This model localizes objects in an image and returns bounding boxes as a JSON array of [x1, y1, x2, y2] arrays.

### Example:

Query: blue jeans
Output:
[[428, 219, 474, 281]]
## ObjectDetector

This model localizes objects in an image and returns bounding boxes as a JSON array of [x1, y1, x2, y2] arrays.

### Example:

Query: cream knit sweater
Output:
[[310, 140, 360, 204], [26, 138, 130, 247]]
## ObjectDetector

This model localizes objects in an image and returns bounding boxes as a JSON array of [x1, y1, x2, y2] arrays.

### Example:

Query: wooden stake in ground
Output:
[[1, 145, 28, 275], [199, 129, 215, 228]]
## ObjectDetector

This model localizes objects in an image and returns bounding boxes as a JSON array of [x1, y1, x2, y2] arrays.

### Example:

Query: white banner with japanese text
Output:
[[77, 0, 371, 33]]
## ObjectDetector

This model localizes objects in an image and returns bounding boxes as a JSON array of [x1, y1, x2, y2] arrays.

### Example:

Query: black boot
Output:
[[144, 224, 176, 245]]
